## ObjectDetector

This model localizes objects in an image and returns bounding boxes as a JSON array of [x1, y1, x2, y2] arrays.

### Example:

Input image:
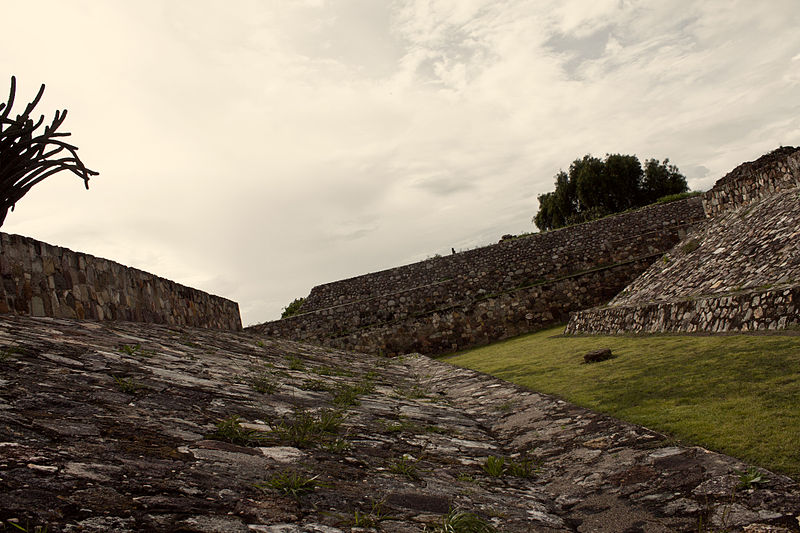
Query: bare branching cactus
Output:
[[0, 76, 98, 227]]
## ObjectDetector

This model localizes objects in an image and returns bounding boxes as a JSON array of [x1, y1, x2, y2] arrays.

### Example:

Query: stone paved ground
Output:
[[0, 315, 798, 532]]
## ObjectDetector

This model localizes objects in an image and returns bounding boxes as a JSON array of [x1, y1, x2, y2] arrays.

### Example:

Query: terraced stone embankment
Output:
[[0, 316, 798, 532]]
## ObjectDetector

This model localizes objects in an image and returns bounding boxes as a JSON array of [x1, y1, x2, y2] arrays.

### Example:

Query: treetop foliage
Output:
[[534, 153, 688, 231]]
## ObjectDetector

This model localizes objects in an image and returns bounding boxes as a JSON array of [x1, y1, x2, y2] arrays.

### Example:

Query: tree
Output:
[[0, 76, 98, 227], [533, 153, 688, 231], [640, 158, 688, 204]]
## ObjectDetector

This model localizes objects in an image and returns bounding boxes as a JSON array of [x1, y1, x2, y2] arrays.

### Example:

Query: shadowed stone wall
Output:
[[250, 198, 705, 354], [0, 232, 242, 330], [568, 146, 800, 335]]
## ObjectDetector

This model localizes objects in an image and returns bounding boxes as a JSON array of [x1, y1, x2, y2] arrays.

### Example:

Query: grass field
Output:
[[441, 326, 800, 478]]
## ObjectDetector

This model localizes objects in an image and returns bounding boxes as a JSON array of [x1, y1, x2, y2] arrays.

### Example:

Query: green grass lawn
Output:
[[441, 326, 800, 478]]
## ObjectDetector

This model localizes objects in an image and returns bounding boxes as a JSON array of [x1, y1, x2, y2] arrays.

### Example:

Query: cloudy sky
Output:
[[2, 1, 799, 325]]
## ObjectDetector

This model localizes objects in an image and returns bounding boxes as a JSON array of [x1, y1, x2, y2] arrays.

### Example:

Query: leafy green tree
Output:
[[641, 158, 688, 204], [281, 297, 306, 318], [533, 153, 688, 231]]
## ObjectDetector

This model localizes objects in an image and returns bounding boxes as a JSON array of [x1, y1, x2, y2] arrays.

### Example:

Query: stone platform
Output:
[[0, 316, 797, 532]]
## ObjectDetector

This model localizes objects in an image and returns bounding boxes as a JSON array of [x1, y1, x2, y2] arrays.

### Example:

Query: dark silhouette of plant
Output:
[[0, 76, 98, 227]]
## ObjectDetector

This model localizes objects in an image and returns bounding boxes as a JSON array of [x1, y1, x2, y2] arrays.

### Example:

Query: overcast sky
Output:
[[2, 1, 799, 325]]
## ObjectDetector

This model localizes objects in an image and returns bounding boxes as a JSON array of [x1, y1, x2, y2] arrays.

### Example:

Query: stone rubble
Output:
[[0, 315, 798, 532]]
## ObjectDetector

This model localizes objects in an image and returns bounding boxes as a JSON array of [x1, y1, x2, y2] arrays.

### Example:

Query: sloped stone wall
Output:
[[0, 232, 242, 330], [566, 285, 799, 334], [568, 146, 800, 335], [701, 146, 799, 217], [251, 198, 705, 354], [301, 197, 705, 313]]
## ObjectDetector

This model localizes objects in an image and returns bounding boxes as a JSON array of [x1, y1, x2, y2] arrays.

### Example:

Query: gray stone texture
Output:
[[568, 146, 800, 335], [251, 198, 705, 355], [1, 315, 797, 532], [0, 232, 241, 330]]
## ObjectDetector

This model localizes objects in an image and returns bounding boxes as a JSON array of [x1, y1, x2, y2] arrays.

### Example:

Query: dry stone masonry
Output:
[[0, 232, 241, 330], [568, 146, 800, 335], [1, 315, 798, 532], [251, 198, 704, 355]]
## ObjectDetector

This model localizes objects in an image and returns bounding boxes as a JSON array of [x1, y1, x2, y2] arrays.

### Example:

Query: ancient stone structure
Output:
[[567, 146, 800, 335], [1, 314, 797, 532], [0, 232, 241, 330], [250, 198, 705, 355]]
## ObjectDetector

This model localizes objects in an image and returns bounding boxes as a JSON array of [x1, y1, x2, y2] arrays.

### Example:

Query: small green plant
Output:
[[3, 521, 48, 533], [248, 371, 278, 394], [271, 409, 344, 448], [300, 378, 329, 391], [287, 355, 306, 371], [256, 470, 324, 498], [340, 500, 391, 527], [280, 297, 306, 318], [207, 415, 265, 446], [388, 454, 421, 481], [113, 376, 142, 394], [481, 455, 506, 477], [497, 401, 514, 412], [118, 344, 155, 358], [425, 509, 496, 533], [332, 381, 374, 407], [457, 473, 476, 483], [0, 346, 22, 362], [737, 466, 767, 489], [321, 437, 351, 453], [255, 340, 266, 348]]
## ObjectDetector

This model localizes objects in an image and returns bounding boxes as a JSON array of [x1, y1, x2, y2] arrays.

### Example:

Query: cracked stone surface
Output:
[[0, 315, 798, 532]]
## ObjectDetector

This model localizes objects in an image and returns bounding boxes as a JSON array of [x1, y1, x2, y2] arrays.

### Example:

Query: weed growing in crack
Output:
[[482, 456, 506, 477], [0, 346, 23, 362], [737, 466, 767, 489], [271, 409, 345, 448], [255, 471, 325, 499], [287, 355, 306, 371], [481, 455, 540, 479], [388, 454, 421, 481], [3, 521, 49, 533], [300, 378, 330, 392], [118, 344, 155, 358], [424, 509, 496, 533], [207, 415, 266, 446], [248, 371, 278, 394], [332, 381, 374, 407], [340, 500, 392, 527], [321, 437, 351, 453], [113, 376, 143, 394]]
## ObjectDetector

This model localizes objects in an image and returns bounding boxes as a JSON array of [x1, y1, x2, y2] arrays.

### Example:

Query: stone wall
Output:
[[0, 232, 242, 330], [250, 198, 705, 354], [565, 285, 799, 334], [300, 197, 705, 313], [701, 146, 799, 217], [568, 146, 800, 335]]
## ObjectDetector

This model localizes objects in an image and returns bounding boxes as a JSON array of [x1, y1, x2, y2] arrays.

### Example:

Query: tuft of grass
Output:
[[0, 346, 23, 362], [4, 521, 49, 533], [481, 456, 505, 477], [425, 509, 496, 533], [388, 454, 421, 481], [118, 344, 155, 358], [271, 409, 344, 448], [287, 355, 306, 371], [207, 415, 266, 446], [255, 471, 324, 498], [321, 437, 351, 453], [737, 466, 767, 489], [248, 371, 278, 394], [332, 381, 374, 407], [113, 376, 143, 394], [300, 378, 330, 392], [443, 325, 800, 478]]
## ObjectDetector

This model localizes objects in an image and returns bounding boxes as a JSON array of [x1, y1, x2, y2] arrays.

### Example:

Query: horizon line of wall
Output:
[[249, 197, 706, 355], [0, 232, 242, 331]]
